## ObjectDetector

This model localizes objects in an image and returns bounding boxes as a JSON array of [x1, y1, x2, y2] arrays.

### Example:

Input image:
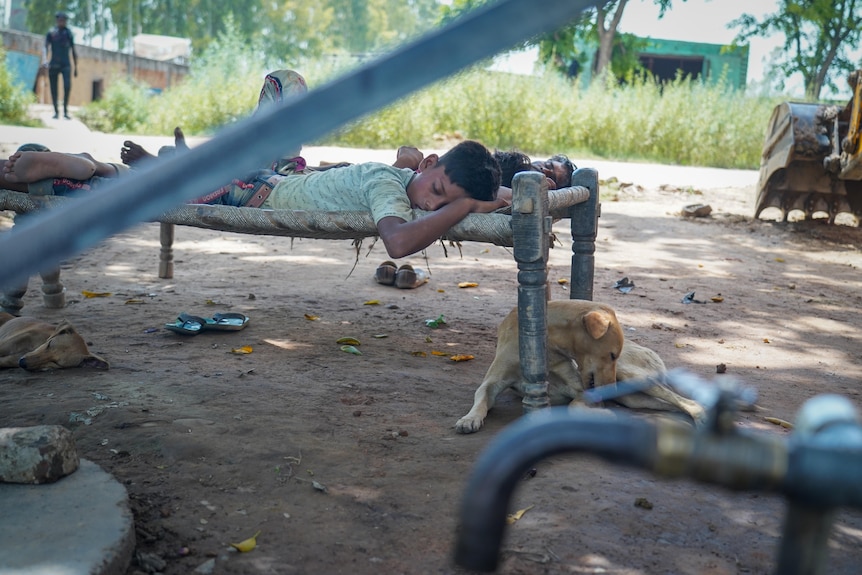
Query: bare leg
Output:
[[3, 151, 96, 184], [68, 153, 124, 178], [122, 126, 187, 166], [174, 127, 188, 152]]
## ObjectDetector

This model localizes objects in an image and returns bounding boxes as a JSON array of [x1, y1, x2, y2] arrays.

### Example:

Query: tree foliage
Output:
[[731, 0, 862, 100], [24, 0, 439, 59]]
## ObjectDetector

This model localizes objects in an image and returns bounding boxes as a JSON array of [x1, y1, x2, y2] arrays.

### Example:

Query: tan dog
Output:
[[455, 300, 705, 433], [0, 313, 109, 371]]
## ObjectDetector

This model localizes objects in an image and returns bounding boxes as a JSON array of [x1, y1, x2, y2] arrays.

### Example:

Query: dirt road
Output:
[[2, 126, 862, 574]]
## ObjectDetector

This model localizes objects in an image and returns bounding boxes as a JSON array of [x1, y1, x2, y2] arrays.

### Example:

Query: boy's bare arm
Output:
[[376, 196, 508, 258]]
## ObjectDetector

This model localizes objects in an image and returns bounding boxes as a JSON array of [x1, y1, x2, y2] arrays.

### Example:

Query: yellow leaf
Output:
[[458, 282, 479, 288], [774, 257, 785, 263], [231, 346, 253, 354], [764, 416, 794, 429], [710, 296, 724, 303], [411, 351, 427, 357], [763, 338, 770, 344], [674, 343, 685, 348], [557, 278, 569, 285], [437, 289, 445, 293], [364, 300, 380, 305], [506, 505, 534, 525], [304, 314, 320, 321], [124, 299, 145, 304], [230, 530, 261, 553], [450, 354, 475, 362], [82, 290, 111, 298], [431, 350, 450, 356], [336, 337, 361, 346]]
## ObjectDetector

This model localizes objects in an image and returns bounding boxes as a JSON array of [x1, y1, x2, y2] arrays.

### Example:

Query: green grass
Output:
[[0, 45, 39, 126], [71, 50, 781, 170]]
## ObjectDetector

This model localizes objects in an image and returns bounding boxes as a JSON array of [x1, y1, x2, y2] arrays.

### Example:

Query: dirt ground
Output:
[[2, 143, 862, 574]]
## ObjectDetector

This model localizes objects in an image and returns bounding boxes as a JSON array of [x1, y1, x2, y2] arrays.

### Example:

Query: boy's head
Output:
[[406, 141, 501, 212], [436, 140, 501, 202], [494, 150, 541, 187], [533, 154, 575, 188]]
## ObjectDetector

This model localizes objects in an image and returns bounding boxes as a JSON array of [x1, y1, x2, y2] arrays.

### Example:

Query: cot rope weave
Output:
[[0, 186, 589, 247]]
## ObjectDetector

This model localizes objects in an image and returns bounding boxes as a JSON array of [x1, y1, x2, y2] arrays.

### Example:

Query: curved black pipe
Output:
[[453, 407, 657, 572]]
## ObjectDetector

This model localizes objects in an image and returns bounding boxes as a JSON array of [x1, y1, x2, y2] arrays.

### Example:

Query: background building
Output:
[[2, 28, 189, 107]]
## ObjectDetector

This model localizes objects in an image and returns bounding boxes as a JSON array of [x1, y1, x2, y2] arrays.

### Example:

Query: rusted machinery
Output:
[[756, 71, 862, 225]]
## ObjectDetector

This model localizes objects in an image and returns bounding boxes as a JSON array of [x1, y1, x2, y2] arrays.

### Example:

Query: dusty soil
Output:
[[2, 144, 862, 574]]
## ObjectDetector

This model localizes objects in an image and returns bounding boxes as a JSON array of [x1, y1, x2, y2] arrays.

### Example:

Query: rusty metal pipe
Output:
[[453, 408, 656, 572]]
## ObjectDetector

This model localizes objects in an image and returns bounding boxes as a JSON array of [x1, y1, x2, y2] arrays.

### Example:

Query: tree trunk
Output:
[[594, 0, 628, 80]]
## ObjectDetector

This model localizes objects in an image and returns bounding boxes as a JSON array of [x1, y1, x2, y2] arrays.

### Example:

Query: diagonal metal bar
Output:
[[0, 0, 598, 290]]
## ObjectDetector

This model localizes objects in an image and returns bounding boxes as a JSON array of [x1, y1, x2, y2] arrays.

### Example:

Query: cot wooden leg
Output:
[[159, 222, 175, 279], [40, 267, 66, 308], [512, 172, 551, 414], [0, 282, 28, 316], [569, 168, 599, 301]]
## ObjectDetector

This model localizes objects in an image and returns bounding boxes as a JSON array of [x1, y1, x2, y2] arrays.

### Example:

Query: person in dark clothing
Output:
[[43, 12, 78, 120]]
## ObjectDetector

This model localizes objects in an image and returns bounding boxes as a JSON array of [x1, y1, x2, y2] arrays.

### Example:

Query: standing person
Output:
[[43, 11, 78, 120]]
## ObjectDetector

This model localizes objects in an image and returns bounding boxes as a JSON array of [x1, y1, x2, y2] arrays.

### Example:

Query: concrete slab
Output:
[[0, 459, 135, 575]]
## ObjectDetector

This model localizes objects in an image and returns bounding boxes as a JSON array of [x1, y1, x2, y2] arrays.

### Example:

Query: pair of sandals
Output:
[[165, 312, 250, 335], [375, 261, 428, 289]]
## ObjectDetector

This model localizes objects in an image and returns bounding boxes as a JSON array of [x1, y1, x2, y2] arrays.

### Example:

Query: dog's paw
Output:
[[455, 414, 484, 434]]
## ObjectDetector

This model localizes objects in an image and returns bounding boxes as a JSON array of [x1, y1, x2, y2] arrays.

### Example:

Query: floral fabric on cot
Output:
[[257, 69, 307, 112], [256, 69, 309, 170]]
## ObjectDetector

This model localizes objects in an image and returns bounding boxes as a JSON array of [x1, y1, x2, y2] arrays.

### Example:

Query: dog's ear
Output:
[[79, 355, 109, 369], [55, 320, 78, 335], [583, 310, 611, 340]]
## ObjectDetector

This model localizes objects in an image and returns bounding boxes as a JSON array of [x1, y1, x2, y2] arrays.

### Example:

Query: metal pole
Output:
[[0, 0, 600, 292]]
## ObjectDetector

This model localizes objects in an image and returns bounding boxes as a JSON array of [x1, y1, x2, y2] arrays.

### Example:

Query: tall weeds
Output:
[[75, 48, 780, 169]]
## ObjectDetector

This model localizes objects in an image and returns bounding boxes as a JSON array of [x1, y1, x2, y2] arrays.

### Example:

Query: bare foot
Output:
[[174, 126, 189, 152], [120, 140, 156, 166], [3, 151, 96, 184]]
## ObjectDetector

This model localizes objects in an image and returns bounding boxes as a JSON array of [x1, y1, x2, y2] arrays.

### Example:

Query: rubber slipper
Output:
[[177, 312, 250, 332], [395, 264, 428, 289], [375, 260, 397, 285], [205, 312, 250, 331], [165, 314, 205, 335]]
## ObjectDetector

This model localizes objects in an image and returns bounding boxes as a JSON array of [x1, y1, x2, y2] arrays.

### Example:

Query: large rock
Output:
[[0, 425, 79, 484]]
